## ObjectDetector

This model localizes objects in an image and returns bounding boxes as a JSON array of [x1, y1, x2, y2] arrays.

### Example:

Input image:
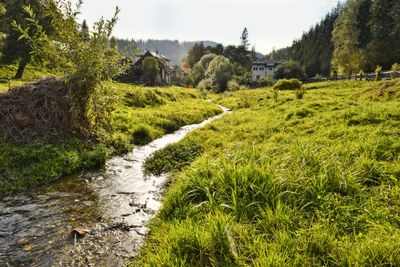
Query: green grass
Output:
[[134, 79, 400, 266], [0, 74, 222, 195], [0, 64, 56, 92]]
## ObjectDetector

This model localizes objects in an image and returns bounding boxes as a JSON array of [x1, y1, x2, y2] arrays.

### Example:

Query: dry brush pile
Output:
[[0, 77, 75, 144]]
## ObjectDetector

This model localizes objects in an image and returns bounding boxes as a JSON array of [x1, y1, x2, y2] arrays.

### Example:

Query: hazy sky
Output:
[[73, 0, 341, 54]]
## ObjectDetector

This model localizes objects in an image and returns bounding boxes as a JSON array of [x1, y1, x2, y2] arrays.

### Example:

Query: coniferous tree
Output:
[[185, 42, 205, 68], [240, 27, 249, 50]]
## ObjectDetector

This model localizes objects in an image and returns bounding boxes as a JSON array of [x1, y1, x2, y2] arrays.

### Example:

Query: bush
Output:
[[144, 139, 203, 175], [197, 78, 215, 91], [274, 60, 306, 80], [273, 79, 303, 90], [258, 77, 274, 87], [142, 57, 161, 86], [132, 124, 153, 145], [295, 87, 306, 99], [227, 80, 240, 91]]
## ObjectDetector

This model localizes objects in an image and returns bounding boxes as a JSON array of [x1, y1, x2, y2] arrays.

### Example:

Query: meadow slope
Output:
[[136, 80, 400, 266]]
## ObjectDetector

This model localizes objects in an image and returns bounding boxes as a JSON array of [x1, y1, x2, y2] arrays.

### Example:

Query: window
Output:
[[260, 67, 264, 70], [256, 75, 260, 80], [269, 67, 273, 71]]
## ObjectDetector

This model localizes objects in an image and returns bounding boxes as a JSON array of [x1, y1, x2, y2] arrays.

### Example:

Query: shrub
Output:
[[132, 124, 153, 145], [375, 65, 382, 81], [142, 57, 160, 86], [273, 79, 303, 90], [295, 87, 306, 99], [391, 63, 399, 79], [274, 60, 306, 80], [258, 77, 274, 87], [197, 78, 215, 91], [227, 80, 240, 91], [144, 139, 203, 175]]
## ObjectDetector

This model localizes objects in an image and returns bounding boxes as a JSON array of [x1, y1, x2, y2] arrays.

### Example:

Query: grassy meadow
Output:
[[0, 67, 221, 195], [135, 79, 400, 266]]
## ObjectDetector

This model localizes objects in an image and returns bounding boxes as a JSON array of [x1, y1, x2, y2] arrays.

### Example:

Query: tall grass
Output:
[[134, 80, 400, 266]]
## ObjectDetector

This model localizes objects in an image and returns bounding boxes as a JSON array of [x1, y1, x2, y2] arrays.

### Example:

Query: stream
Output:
[[0, 105, 231, 267]]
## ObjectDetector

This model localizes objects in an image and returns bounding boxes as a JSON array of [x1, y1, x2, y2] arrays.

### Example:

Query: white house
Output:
[[252, 59, 285, 81]]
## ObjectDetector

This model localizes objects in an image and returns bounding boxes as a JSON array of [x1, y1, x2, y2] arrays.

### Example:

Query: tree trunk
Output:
[[13, 56, 30, 79]]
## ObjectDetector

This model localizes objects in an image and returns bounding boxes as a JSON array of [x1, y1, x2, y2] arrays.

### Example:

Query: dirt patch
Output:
[[0, 77, 75, 144]]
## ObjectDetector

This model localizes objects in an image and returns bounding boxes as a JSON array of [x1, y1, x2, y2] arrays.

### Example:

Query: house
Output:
[[252, 58, 285, 81], [119, 50, 174, 85]]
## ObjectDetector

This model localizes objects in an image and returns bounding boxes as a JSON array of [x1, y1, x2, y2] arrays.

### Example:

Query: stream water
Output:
[[0, 105, 231, 267]]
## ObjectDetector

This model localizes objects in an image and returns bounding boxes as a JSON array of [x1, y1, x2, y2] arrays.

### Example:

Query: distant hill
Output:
[[116, 39, 265, 66]]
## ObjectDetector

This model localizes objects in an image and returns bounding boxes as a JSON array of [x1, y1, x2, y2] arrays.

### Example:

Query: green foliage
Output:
[[132, 124, 153, 145], [185, 41, 205, 68], [197, 78, 215, 91], [185, 75, 194, 88], [375, 65, 382, 81], [190, 53, 217, 86], [392, 63, 399, 79], [144, 139, 203, 176], [332, 0, 400, 74], [258, 77, 274, 87], [227, 79, 240, 91], [240, 27, 249, 50], [0, 140, 108, 194], [13, 1, 126, 136], [136, 80, 400, 266], [233, 71, 252, 86], [204, 55, 234, 92], [1, 0, 55, 78], [273, 78, 303, 90], [274, 60, 306, 80], [289, 5, 342, 77], [142, 57, 160, 86]]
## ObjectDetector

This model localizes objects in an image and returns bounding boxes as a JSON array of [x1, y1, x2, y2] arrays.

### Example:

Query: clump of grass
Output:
[[144, 139, 203, 176], [132, 124, 153, 145]]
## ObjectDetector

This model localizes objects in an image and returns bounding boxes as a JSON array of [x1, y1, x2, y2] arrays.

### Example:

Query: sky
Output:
[[72, 0, 341, 54]]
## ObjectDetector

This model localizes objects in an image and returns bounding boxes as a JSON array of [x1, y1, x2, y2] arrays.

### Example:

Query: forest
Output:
[[269, 0, 400, 77]]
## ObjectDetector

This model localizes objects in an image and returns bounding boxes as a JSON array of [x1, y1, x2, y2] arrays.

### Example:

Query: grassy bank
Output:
[[135, 80, 400, 265], [0, 75, 221, 195]]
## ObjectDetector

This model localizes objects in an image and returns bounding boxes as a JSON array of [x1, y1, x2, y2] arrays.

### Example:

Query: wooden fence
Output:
[[304, 70, 400, 84]]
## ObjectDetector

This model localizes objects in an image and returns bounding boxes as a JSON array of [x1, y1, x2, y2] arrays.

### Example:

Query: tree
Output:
[[1, 0, 55, 78], [185, 42, 205, 67], [142, 57, 160, 86], [240, 27, 249, 50], [274, 60, 306, 80], [172, 64, 185, 86], [190, 53, 217, 86], [250, 46, 257, 64], [14, 1, 128, 135], [204, 55, 234, 92], [368, 0, 400, 70], [81, 19, 89, 41], [331, 0, 372, 75]]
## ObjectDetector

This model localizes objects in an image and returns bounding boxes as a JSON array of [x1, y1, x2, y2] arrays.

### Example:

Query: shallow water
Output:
[[0, 105, 231, 267]]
